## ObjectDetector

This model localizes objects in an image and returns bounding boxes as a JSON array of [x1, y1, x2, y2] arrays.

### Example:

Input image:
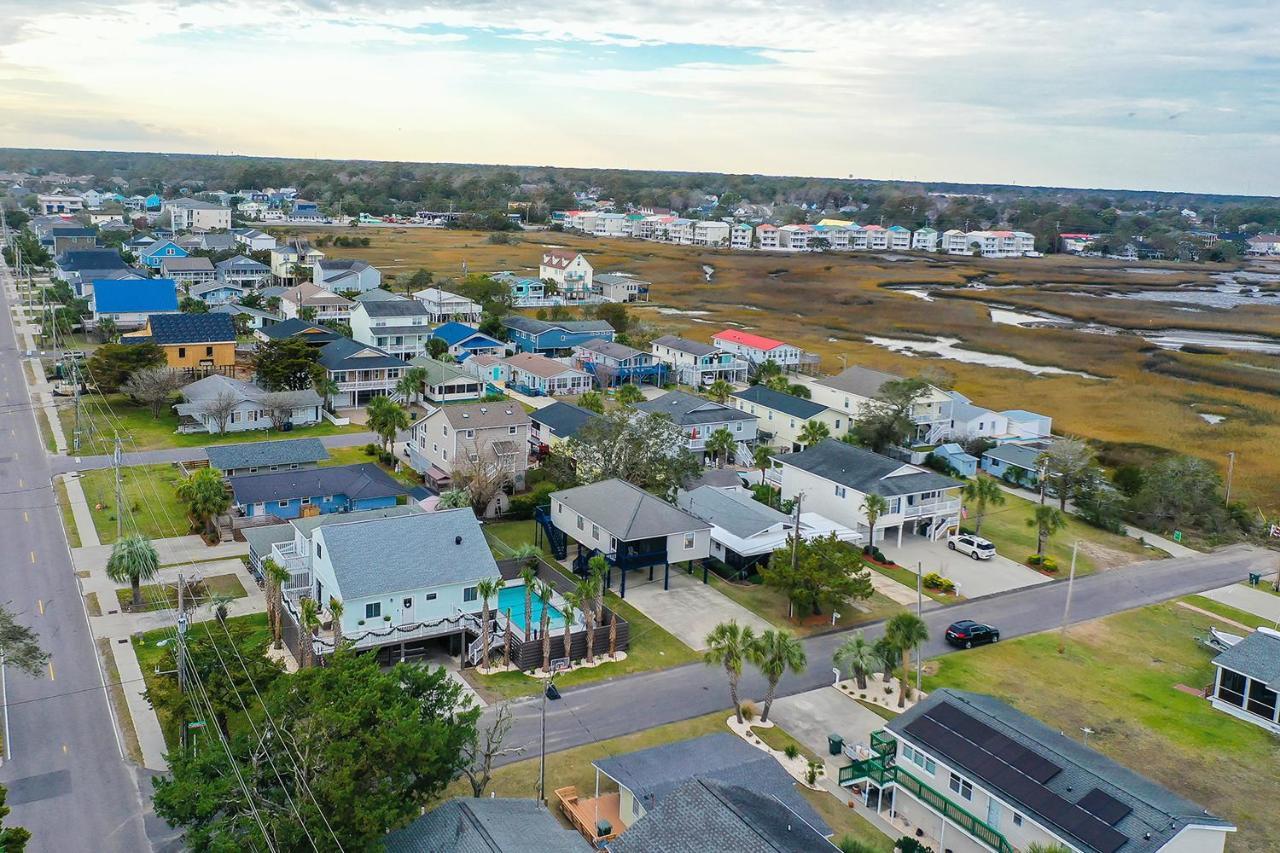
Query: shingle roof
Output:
[[652, 334, 718, 357], [50, 225, 95, 237], [382, 798, 586, 853], [408, 355, 472, 386], [228, 463, 407, 507], [215, 255, 269, 272], [93, 279, 179, 314], [58, 248, 129, 271], [815, 365, 902, 399], [575, 337, 643, 360], [283, 281, 353, 306], [435, 401, 529, 430], [353, 288, 404, 303], [982, 443, 1043, 471], [551, 479, 709, 541], [502, 316, 614, 336], [315, 258, 369, 272], [358, 299, 429, 318], [260, 318, 340, 343], [529, 401, 597, 440], [205, 437, 329, 471], [732, 385, 827, 419], [635, 390, 755, 426], [146, 312, 236, 344], [505, 352, 586, 380], [1212, 629, 1280, 688], [777, 439, 960, 496], [160, 256, 215, 272], [677, 486, 788, 539], [317, 338, 404, 370], [317, 509, 498, 599]]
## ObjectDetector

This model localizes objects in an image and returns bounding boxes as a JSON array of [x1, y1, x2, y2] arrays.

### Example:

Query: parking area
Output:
[[879, 532, 1050, 598], [767, 686, 887, 774], [621, 565, 773, 651]]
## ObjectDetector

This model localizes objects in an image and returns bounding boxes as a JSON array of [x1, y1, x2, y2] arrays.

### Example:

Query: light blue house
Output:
[[145, 193, 163, 210], [502, 316, 615, 355], [140, 239, 188, 269], [930, 443, 978, 478], [980, 443, 1043, 486], [431, 322, 508, 359], [228, 463, 407, 520]]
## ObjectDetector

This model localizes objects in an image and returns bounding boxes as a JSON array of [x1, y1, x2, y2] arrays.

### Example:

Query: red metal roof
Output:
[[713, 329, 785, 351]]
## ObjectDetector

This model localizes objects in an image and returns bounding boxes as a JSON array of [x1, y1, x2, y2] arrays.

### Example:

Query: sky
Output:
[[1, 0, 1278, 195]]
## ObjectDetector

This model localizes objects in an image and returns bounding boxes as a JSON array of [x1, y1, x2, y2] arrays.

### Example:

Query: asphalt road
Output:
[[497, 544, 1273, 762], [0, 262, 157, 851]]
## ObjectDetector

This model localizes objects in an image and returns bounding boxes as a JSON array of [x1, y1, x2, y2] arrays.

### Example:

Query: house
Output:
[[125, 312, 237, 374], [635, 390, 758, 463], [287, 199, 323, 222], [503, 317, 615, 355], [215, 255, 271, 289], [492, 272, 546, 305], [771, 438, 963, 545], [505, 352, 594, 397], [160, 256, 217, 289], [139, 239, 188, 269], [209, 302, 278, 331], [270, 239, 325, 284], [406, 402, 530, 501], [349, 298, 432, 357], [548, 479, 711, 594], [188, 233, 236, 253], [174, 374, 321, 434], [528, 401, 598, 453], [189, 279, 245, 306], [431, 321, 508, 359], [1245, 234, 1280, 256], [164, 198, 231, 231], [731, 384, 845, 452], [864, 224, 890, 250], [538, 248, 594, 298], [232, 227, 276, 252], [1059, 233, 1101, 254], [124, 234, 156, 255], [49, 225, 96, 255], [592, 273, 650, 303], [229, 463, 407, 520], [692, 220, 731, 247], [677, 485, 859, 574], [912, 227, 939, 251], [313, 259, 381, 293], [711, 329, 807, 371], [730, 222, 753, 249], [90, 279, 180, 329], [844, 689, 1235, 853], [887, 224, 913, 250], [980, 443, 1044, 486], [649, 334, 749, 387], [947, 397, 1010, 441], [383, 799, 587, 853], [36, 194, 84, 215], [241, 503, 420, 576], [255, 318, 342, 346], [279, 281, 353, 322], [54, 248, 136, 296], [353, 289, 401, 304], [206, 437, 329, 477], [406, 356, 485, 403], [809, 365, 954, 444], [1000, 409, 1053, 440], [87, 211, 124, 227], [572, 339, 664, 387], [1209, 628, 1280, 734], [317, 338, 406, 408], [462, 353, 510, 386], [755, 223, 780, 249], [930, 443, 979, 477], [413, 287, 482, 324]]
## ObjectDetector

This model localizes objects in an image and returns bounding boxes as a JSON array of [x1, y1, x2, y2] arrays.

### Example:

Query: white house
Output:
[[232, 228, 277, 252], [887, 224, 912, 250], [314, 259, 381, 293], [755, 224, 780, 250], [693, 221, 731, 247], [711, 329, 807, 370], [731, 384, 846, 452], [350, 298, 433, 358], [1209, 628, 1280, 735], [538, 249, 594, 296], [164, 198, 232, 231], [650, 335, 749, 387], [270, 239, 325, 283], [593, 273, 649, 303], [173, 374, 321, 434], [634, 390, 758, 464], [413, 287, 482, 324], [941, 229, 970, 254], [912, 227, 939, 251], [37, 194, 84, 215], [864, 224, 890, 250], [809, 365, 954, 445], [730, 223, 753, 249], [279, 281, 353, 322], [316, 338, 406, 409]]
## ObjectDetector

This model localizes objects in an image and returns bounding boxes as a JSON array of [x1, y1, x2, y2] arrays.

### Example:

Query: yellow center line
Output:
[[17, 478, 23, 488], [47, 661, 55, 681], [37, 599, 44, 616], [23, 511, 29, 523], [62, 744, 68, 754], [30, 550, 36, 564]]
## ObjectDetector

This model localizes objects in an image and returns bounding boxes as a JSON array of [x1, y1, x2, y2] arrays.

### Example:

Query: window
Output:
[[205, 346, 213, 357], [577, 514, 585, 530], [249, 467, 258, 473], [509, 425, 517, 435], [290, 463, 299, 470], [278, 500, 289, 507], [735, 422, 742, 432], [178, 347, 186, 358], [270, 465, 278, 471], [948, 772, 973, 801], [315, 544, 322, 559], [1218, 670, 1247, 708], [835, 485, 847, 499], [592, 524, 599, 539], [683, 532, 696, 550], [463, 587, 478, 603], [365, 602, 381, 619], [424, 593, 437, 601], [300, 497, 311, 505], [1013, 813, 1023, 827]]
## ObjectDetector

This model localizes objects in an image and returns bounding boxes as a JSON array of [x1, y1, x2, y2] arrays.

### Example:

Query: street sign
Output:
[[186, 720, 207, 730], [1172, 530, 1183, 542]]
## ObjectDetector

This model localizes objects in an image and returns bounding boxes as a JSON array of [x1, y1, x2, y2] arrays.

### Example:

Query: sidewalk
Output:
[[1201, 582, 1280, 626], [60, 472, 101, 547], [9, 291, 68, 453]]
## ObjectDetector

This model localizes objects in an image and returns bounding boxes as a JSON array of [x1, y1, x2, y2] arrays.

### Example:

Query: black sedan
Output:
[[945, 620, 1001, 649]]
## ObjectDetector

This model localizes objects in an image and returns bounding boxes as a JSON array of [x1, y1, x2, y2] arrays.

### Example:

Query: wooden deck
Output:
[[555, 786, 621, 845]]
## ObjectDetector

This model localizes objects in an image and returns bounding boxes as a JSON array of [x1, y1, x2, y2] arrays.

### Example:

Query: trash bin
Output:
[[828, 734, 844, 756], [1249, 573, 1262, 586], [545, 683, 561, 701]]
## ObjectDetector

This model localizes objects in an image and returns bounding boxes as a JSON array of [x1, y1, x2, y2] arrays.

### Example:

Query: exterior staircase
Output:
[[534, 504, 567, 559]]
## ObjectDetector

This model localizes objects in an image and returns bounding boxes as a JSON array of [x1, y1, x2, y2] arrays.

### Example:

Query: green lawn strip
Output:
[[53, 477, 81, 548], [750, 722, 819, 762], [114, 573, 246, 613], [321, 444, 422, 487], [95, 637, 143, 765], [1181, 595, 1276, 631], [925, 599, 1280, 851], [1239, 579, 1280, 597], [79, 463, 190, 544], [799, 788, 896, 853], [854, 699, 900, 723], [705, 572, 902, 636], [481, 519, 544, 557], [34, 404, 56, 452], [861, 560, 956, 604]]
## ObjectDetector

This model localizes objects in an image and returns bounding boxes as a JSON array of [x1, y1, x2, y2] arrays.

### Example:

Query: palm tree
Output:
[[1025, 844, 1072, 853], [962, 475, 1005, 535], [537, 581, 555, 672], [751, 629, 807, 723], [873, 636, 898, 681], [833, 631, 880, 690], [510, 544, 542, 639], [437, 487, 471, 509], [707, 378, 733, 404], [577, 390, 604, 414], [861, 494, 889, 547], [208, 592, 235, 624], [885, 613, 929, 707], [106, 534, 160, 609], [614, 383, 644, 407], [560, 597, 578, 665], [300, 596, 321, 668], [328, 597, 344, 650], [312, 374, 339, 412], [395, 366, 427, 405], [763, 373, 791, 394], [705, 427, 736, 467], [176, 467, 231, 538], [264, 558, 289, 650], [1028, 504, 1067, 557], [797, 420, 830, 448], [573, 574, 601, 664], [703, 620, 757, 724], [475, 577, 503, 668], [366, 395, 411, 453]]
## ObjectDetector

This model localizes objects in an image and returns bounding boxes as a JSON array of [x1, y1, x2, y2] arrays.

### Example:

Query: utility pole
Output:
[[113, 434, 124, 541], [1057, 540, 1079, 654], [176, 572, 188, 696], [1224, 451, 1236, 506], [788, 492, 804, 620], [71, 360, 82, 454], [916, 561, 923, 695]]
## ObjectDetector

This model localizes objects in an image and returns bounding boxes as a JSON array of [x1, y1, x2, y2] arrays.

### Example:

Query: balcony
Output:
[[335, 378, 399, 392], [269, 542, 310, 594], [902, 498, 961, 519]]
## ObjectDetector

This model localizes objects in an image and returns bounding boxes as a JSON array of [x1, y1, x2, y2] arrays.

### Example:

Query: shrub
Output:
[[922, 573, 955, 593], [895, 838, 931, 853], [784, 744, 800, 760], [1041, 557, 1059, 572], [805, 760, 820, 785], [837, 838, 879, 853], [740, 701, 758, 721], [1026, 554, 1043, 566], [363, 443, 379, 456], [506, 481, 557, 519]]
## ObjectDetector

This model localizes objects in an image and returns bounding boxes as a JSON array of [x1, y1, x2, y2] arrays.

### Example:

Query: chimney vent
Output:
[[455, 535, 463, 545]]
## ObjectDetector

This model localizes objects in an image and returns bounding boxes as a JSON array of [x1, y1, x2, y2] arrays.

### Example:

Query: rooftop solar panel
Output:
[[924, 703, 1062, 783], [1078, 788, 1133, 826]]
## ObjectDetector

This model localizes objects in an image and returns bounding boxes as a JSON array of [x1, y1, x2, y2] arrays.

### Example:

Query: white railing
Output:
[[336, 379, 399, 392], [902, 498, 961, 519], [270, 543, 310, 594]]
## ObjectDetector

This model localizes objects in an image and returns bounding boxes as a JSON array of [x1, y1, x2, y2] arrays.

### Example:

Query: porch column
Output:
[[897, 523, 904, 547], [702, 561, 708, 585], [620, 568, 626, 599], [648, 564, 654, 582], [664, 562, 670, 591]]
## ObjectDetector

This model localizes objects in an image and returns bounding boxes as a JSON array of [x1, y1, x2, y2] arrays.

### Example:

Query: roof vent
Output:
[[455, 535, 463, 545], [480, 407, 488, 414], [462, 412, 469, 418]]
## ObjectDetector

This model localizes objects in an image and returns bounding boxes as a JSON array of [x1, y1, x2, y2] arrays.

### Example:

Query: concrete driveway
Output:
[[767, 686, 887, 773], [880, 533, 1049, 599], [621, 565, 772, 651]]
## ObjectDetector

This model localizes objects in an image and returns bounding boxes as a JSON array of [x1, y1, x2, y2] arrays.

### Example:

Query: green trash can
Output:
[[1249, 573, 1262, 586], [828, 734, 844, 756]]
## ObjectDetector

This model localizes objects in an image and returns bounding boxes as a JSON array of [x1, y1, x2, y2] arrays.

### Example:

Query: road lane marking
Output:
[[23, 511, 28, 523], [47, 661, 55, 681], [37, 599, 44, 615], [17, 478, 22, 488], [30, 551, 36, 564], [62, 744, 68, 754]]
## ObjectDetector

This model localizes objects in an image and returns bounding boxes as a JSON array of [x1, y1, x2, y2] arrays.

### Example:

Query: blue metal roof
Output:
[[432, 321, 484, 345], [92, 279, 179, 314]]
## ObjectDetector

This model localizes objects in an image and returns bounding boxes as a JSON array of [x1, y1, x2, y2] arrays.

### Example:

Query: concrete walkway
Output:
[[60, 472, 101, 547], [9, 294, 68, 453], [866, 569, 927, 607], [72, 534, 249, 574], [1201, 582, 1280, 626]]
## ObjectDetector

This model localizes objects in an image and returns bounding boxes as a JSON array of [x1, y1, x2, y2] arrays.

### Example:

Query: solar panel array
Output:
[[1078, 788, 1133, 826], [902, 702, 1130, 853]]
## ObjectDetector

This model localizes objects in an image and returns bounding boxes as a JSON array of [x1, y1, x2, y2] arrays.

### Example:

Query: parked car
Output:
[[945, 620, 1000, 649], [947, 532, 996, 560]]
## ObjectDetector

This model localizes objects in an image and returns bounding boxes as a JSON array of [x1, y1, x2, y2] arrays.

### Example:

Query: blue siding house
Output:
[[140, 240, 189, 269], [502, 316, 615, 355], [228, 463, 408, 520], [90, 278, 180, 329], [930, 443, 978, 478], [431, 322, 508, 359], [980, 443, 1043, 486]]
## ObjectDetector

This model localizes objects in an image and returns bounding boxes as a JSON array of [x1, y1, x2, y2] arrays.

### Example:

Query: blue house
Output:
[[502, 316, 615, 355], [930, 443, 978, 478], [980, 442, 1043, 486], [144, 193, 163, 210], [140, 239, 188, 269], [90, 278, 180, 329], [228, 463, 408, 520], [431, 322, 508, 359]]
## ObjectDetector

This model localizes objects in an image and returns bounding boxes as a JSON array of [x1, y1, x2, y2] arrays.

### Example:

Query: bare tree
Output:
[[122, 366, 185, 417], [454, 441, 511, 517], [459, 703, 526, 797], [258, 391, 301, 431], [197, 389, 240, 434]]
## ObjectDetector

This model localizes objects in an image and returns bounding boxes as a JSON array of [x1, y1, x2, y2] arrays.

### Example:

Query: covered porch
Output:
[[570, 537, 703, 599], [555, 786, 621, 846]]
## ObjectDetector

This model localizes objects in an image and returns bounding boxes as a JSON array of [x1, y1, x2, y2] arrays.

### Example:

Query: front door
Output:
[[400, 595, 414, 624]]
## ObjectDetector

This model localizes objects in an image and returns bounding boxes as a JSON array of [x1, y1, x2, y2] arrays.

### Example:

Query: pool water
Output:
[[496, 585, 569, 632]]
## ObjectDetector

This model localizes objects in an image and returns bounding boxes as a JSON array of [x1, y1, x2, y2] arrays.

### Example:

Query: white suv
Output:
[[948, 533, 996, 560]]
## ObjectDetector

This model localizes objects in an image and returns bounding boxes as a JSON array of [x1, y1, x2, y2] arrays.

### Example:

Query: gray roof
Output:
[[575, 337, 644, 360], [890, 690, 1234, 852], [434, 401, 529, 430], [358, 298, 429, 318], [407, 355, 472, 386], [315, 258, 370, 272], [652, 334, 718, 357], [166, 197, 224, 209], [289, 504, 421, 539], [317, 509, 498, 599], [382, 798, 587, 853], [732, 384, 827, 419], [777, 439, 961, 497], [179, 374, 320, 409], [529, 401, 597, 440], [215, 255, 269, 272], [241, 524, 294, 558], [317, 338, 405, 370], [951, 400, 995, 423], [1212, 629, 1280, 688], [982, 442, 1043, 472], [353, 288, 404, 303], [636, 390, 755, 427], [815, 365, 902, 399], [205, 437, 329, 471], [502, 316, 614, 335], [159, 256, 215, 272], [209, 303, 278, 320], [593, 272, 650, 286], [228, 463, 406, 506], [552, 479, 709, 542], [608, 778, 835, 853], [677, 485, 789, 539], [593, 733, 828, 835]]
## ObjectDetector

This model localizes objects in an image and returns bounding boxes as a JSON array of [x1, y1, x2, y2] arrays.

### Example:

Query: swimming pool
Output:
[[496, 584, 569, 632]]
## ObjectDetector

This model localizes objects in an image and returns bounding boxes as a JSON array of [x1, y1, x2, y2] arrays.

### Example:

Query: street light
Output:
[[1057, 540, 1079, 655]]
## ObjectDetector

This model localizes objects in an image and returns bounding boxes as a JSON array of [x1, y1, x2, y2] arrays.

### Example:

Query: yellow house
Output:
[[125, 313, 237, 373], [730, 384, 846, 452]]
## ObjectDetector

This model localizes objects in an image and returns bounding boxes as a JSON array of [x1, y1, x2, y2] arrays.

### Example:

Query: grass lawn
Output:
[[34, 404, 56, 452], [53, 477, 80, 548], [799, 788, 895, 852], [750, 722, 819, 762], [63, 392, 363, 454], [1181, 595, 1277, 631], [926, 599, 1280, 852], [321, 444, 423, 487], [78, 464, 190, 544], [705, 572, 903, 637], [972, 487, 1162, 577], [113, 572, 246, 613], [863, 560, 957, 604], [482, 518, 543, 557]]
